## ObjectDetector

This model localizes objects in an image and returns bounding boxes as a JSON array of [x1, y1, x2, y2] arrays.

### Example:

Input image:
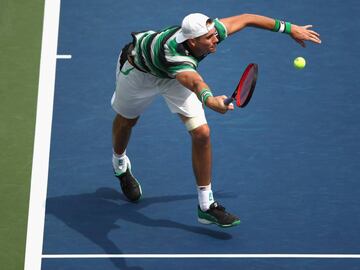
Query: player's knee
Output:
[[114, 114, 139, 128], [191, 124, 211, 146], [183, 113, 207, 132]]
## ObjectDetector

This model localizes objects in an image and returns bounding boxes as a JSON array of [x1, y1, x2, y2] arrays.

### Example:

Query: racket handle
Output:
[[224, 97, 233, 106]]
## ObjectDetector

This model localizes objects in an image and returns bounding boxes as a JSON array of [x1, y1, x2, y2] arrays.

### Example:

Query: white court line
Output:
[[42, 254, 360, 259], [24, 0, 61, 270], [56, 54, 72, 59]]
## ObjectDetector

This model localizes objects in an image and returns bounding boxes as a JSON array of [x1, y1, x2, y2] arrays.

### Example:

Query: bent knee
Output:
[[190, 124, 211, 145], [181, 114, 207, 132]]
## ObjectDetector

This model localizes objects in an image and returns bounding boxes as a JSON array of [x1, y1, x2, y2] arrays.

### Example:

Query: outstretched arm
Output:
[[176, 71, 234, 114], [220, 14, 321, 47]]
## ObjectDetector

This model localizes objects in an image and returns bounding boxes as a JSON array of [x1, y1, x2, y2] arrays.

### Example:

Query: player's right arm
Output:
[[176, 71, 234, 114]]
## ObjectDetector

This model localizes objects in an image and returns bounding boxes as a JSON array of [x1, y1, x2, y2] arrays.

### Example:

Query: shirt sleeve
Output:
[[164, 39, 199, 77], [214, 18, 228, 43], [167, 63, 197, 77]]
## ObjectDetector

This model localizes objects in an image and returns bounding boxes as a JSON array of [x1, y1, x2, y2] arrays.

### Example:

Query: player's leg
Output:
[[178, 115, 211, 187], [112, 113, 138, 177], [162, 80, 240, 227], [111, 58, 157, 202], [180, 115, 240, 227], [111, 113, 142, 202], [112, 113, 138, 156]]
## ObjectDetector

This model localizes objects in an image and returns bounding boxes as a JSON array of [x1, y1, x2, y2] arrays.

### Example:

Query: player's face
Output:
[[194, 28, 219, 54]]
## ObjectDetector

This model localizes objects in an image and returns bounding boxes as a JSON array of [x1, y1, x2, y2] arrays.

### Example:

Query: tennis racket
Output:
[[224, 63, 258, 107]]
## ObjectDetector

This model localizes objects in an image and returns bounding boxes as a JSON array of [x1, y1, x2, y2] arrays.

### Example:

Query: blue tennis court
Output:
[[26, 0, 360, 269]]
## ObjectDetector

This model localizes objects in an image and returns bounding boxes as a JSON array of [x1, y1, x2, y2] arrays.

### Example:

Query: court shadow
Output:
[[45, 187, 236, 270]]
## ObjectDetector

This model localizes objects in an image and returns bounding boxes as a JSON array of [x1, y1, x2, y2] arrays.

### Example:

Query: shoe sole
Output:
[[198, 217, 241, 228]]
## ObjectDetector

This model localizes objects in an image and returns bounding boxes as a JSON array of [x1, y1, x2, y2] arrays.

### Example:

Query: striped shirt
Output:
[[130, 18, 228, 79]]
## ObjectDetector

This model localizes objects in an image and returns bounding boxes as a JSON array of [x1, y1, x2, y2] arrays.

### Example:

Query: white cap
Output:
[[175, 13, 215, 43]]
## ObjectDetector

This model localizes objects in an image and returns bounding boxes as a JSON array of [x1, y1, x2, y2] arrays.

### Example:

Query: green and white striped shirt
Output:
[[130, 18, 228, 79]]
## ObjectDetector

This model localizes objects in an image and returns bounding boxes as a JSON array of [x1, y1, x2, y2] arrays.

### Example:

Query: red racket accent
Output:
[[224, 63, 258, 108], [234, 63, 258, 107]]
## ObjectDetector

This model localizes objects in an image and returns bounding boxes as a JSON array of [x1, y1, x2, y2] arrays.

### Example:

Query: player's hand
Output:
[[205, 95, 234, 114], [290, 24, 321, 47]]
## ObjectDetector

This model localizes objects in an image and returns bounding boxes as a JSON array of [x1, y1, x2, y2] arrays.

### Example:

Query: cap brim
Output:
[[175, 30, 187, 43]]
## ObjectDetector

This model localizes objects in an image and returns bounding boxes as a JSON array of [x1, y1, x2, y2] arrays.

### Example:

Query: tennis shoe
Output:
[[198, 201, 240, 227], [113, 155, 142, 202]]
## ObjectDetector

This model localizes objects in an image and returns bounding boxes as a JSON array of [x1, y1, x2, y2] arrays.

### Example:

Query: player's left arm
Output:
[[219, 14, 321, 47]]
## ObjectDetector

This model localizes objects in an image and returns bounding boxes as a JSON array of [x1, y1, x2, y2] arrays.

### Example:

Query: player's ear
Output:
[[187, 38, 196, 47]]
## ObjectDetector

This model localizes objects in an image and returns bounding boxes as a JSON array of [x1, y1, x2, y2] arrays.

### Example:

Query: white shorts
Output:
[[111, 60, 206, 120]]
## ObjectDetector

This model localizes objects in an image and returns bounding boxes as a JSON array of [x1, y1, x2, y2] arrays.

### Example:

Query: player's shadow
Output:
[[45, 187, 235, 270]]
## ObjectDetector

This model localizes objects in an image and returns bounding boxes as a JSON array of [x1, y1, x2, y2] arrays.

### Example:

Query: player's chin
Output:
[[209, 46, 217, 53]]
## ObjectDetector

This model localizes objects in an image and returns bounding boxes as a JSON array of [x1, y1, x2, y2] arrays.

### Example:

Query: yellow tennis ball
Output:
[[294, 57, 306, 69]]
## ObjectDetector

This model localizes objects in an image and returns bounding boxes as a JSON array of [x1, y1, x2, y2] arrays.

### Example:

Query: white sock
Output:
[[197, 184, 214, 211], [112, 150, 127, 171]]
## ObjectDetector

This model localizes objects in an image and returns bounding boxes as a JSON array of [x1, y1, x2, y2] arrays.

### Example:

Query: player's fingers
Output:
[[306, 31, 322, 43], [308, 29, 320, 37], [227, 103, 234, 110], [303, 24, 313, 29], [303, 26, 321, 39], [310, 35, 322, 44]]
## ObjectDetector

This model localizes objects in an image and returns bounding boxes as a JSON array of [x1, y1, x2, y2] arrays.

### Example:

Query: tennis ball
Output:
[[294, 57, 306, 69]]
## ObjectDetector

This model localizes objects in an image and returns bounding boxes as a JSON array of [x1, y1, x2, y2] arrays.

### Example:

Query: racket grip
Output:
[[224, 97, 233, 106]]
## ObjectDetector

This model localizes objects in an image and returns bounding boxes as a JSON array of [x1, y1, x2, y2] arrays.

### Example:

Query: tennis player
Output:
[[111, 13, 321, 227]]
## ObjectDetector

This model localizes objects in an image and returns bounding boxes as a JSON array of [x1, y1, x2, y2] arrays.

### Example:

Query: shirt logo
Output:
[[120, 67, 134, 76]]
